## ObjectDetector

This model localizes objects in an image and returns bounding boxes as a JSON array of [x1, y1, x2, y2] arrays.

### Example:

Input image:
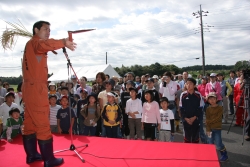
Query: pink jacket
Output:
[[141, 101, 161, 124], [205, 82, 222, 101]]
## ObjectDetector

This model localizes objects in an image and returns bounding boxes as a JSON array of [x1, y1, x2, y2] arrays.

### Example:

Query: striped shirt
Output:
[[50, 105, 61, 125]]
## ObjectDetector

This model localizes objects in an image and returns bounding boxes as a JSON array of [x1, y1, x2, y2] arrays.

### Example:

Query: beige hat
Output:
[[207, 92, 217, 99], [152, 75, 159, 79]]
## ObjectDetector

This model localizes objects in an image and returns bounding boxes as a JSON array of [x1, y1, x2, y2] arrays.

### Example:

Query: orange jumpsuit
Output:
[[22, 35, 65, 140]]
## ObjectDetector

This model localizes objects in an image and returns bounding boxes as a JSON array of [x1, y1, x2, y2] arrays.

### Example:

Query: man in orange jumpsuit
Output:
[[22, 20, 76, 167]]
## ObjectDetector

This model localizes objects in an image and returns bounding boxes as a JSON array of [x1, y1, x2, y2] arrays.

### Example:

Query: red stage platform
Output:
[[0, 134, 219, 167]]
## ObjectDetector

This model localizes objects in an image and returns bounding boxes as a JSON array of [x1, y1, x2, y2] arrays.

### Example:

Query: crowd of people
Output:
[[0, 69, 249, 162]]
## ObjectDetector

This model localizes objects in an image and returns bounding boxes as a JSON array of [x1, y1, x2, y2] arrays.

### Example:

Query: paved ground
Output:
[[173, 114, 250, 167]]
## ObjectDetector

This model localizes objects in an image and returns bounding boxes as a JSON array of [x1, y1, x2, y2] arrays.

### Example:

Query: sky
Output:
[[0, 0, 250, 77]]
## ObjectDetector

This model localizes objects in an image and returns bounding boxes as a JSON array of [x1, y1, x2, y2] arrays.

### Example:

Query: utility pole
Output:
[[193, 5, 209, 76], [106, 52, 107, 64]]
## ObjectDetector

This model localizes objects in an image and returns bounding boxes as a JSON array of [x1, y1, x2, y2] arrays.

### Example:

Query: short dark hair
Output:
[[33, 21, 50, 35], [127, 72, 135, 77], [230, 70, 235, 74], [49, 94, 57, 100], [160, 97, 169, 103], [105, 74, 110, 79], [7, 87, 14, 92], [187, 78, 196, 85], [61, 86, 69, 91], [9, 107, 20, 116]]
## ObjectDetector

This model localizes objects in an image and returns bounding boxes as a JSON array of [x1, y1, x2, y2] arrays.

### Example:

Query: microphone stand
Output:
[[53, 47, 88, 162]]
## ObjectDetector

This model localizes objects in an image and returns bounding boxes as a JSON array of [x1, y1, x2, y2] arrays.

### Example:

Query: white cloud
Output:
[[0, 0, 250, 77]]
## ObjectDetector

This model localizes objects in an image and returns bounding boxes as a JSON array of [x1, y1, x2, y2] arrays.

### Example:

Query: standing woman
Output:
[[14, 82, 24, 114], [234, 74, 246, 127], [92, 72, 106, 95], [205, 73, 222, 106], [141, 90, 161, 141]]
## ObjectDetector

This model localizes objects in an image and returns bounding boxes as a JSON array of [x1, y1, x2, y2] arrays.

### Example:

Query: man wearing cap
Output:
[[71, 75, 80, 94], [152, 75, 160, 92], [227, 70, 236, 115], [175, 74, 183, 85], [217, 73, 232, 124], [121, 72, 135, 93], [0, 92, 21, 130], [205, 73, 222, 106], [140, 78, 160, 104]]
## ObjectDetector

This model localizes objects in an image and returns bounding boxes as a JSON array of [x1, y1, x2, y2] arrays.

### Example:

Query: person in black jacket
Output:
[[179, 78, 203, 143], [76, 89, 88, 135], [140, 78, 160, 105], [120, 80, 135, 137]]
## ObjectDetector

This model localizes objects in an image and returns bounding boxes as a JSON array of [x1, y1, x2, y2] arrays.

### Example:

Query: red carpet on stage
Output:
[[0, 134, 219, 167]]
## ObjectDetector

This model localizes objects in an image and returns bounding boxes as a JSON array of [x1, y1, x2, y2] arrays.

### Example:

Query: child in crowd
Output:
[[179, 78, 203, 143], [102, 92, 122, 138], [1, 107, 23, 142], [81, 93, 100, 136], [49, 94, 61, 133], [56, 87, 61, 99], [126, 87, 142, 140], [57, 96, 76, 134], [56, 86, 76, 107], [121, 80, 134, 137], [206, 92, 228, 162], [77, 89, 88, 135], [159, 97, 175, 142], [141, 90, 161, 141], [98, 79, 117, 137], [73, 94, 80, 134], [48, 82, 57, 98], [0, 92, 20, 130]]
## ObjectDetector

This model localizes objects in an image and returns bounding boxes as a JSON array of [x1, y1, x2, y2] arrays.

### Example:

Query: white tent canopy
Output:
[[48, 64, 121, 82]]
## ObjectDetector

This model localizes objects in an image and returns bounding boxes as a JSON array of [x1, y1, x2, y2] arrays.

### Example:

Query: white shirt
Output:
[[50, 105, 61, 125], [14, 92, 24, 113], [159, 80, 178, 101], [125, 98, 142, 119], [0, 102, 20, 127], [98, 90, 108, 107], [160, 109, 174, 130]]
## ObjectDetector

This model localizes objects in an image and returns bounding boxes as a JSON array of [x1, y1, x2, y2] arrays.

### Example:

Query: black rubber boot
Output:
[[38, 138, 64, 167], [23, 133, 42, 164]]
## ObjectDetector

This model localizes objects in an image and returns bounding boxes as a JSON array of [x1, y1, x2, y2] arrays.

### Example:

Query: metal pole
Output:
[[106, 52, 107, 64], [200, 5, 205, 76]]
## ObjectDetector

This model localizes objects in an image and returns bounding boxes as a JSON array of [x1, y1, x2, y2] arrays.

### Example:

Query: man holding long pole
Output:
[[22, 20, 76, 167]]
